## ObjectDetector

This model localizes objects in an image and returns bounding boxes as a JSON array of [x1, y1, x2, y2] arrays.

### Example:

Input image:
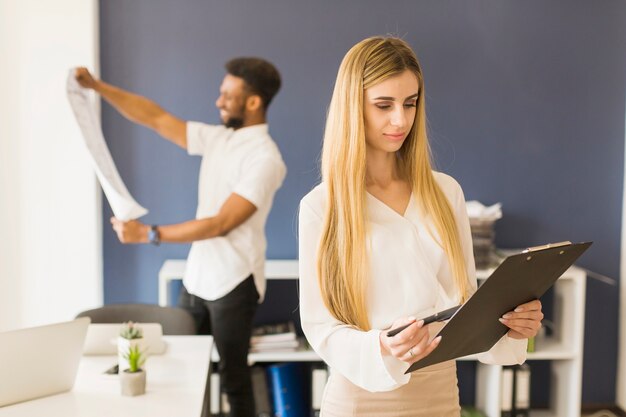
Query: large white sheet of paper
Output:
[[66, 69, 148, 221]]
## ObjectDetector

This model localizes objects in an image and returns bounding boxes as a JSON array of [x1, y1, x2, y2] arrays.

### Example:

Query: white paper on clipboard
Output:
[[66, 69, 148, 221]]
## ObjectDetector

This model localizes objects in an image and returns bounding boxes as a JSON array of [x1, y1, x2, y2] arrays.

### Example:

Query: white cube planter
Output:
[[120, 369, 146, 396]]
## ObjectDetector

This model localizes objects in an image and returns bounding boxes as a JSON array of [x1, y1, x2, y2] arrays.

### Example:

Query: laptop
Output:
[[0, 317, 90, 407], [83, 322, 166, 355]]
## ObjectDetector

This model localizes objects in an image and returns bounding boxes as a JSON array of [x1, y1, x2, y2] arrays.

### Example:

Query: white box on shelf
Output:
[[158, 259, 299, 307]]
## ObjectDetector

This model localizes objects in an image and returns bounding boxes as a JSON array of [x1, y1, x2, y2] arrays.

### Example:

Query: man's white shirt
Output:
[[184, 122, 286, 302]]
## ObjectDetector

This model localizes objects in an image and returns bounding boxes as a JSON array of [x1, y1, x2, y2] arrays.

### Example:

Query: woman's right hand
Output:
[[379, 317, 442, 364]]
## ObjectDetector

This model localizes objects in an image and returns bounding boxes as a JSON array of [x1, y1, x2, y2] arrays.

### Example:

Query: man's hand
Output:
[[500, 299, 544, 339], [110, 217, 149, 244], [75, 67, 98, 90]]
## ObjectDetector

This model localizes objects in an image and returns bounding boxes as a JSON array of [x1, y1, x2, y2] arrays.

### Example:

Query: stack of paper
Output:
[[465, 201, 502, 269], [250, 322, 299, 352]]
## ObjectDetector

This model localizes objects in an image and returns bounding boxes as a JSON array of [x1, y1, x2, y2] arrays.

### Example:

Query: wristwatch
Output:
[[148, 225, 160, 246]]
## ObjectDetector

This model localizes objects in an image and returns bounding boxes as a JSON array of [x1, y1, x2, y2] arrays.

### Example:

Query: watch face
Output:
[[149, 226, 160, 245]]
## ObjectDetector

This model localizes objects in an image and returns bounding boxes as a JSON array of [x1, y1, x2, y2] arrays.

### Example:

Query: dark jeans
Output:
[[178, 275, 259, 417]]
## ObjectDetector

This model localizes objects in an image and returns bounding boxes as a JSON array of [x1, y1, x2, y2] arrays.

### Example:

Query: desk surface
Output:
[[0, 336, 213, 417]]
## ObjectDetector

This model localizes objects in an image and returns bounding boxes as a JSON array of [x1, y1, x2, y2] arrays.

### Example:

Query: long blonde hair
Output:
[[318, 36, 469, 331]]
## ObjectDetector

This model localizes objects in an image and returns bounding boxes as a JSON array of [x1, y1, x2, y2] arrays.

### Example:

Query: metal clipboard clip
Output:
[[522, 241, 572, 254]]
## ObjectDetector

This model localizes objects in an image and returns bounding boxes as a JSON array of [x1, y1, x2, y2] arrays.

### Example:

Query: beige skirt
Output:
[[320, 360, 460, 417]]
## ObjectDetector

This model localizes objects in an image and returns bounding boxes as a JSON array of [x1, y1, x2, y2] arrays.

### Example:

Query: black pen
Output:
[[386, 305, 462, 337]]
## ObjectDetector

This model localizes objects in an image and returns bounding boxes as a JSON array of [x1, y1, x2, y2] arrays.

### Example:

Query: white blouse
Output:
[[298, 172, 527, 392]]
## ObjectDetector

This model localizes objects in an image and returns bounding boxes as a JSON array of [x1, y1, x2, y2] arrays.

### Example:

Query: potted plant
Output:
[[117, 321, 144, 372], [120, 344, 147, 396]]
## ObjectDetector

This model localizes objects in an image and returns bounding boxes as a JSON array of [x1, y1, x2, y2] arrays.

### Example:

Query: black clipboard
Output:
[[405, 241, 592, 373]]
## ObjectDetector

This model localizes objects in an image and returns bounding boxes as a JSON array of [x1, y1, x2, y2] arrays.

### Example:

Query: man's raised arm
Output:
[[74, 67, 187, 149]]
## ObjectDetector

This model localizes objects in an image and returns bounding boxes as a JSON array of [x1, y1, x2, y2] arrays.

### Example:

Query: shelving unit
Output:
[[159, 260, 318, 364], [473, 265, 586, 417], [158, 259, 586, 417]]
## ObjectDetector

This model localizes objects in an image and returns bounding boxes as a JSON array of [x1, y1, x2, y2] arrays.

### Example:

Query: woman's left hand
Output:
[[499, 299, 544, 340]]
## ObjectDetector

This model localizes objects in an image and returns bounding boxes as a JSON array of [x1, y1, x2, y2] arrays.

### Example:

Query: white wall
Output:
[[0, 0, 102, 331], [0, 0, 22, 331]]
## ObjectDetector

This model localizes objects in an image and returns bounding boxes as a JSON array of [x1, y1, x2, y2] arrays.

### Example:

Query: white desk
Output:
[[0, 336, 213, 417], [158, 259, 299, 306]]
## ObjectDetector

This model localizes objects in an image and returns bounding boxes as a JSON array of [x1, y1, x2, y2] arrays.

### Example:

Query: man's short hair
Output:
[[225, 57, 281, 110]]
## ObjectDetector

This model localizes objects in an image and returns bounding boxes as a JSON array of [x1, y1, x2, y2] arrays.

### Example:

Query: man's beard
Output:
[[224, 116, 244, 129]]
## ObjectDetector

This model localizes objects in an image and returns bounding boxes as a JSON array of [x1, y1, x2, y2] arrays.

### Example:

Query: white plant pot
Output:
[[117, 337, 145, 372], [120, 369, 146, 396]]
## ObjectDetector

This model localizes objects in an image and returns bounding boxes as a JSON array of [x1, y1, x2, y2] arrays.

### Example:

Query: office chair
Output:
[[76, 303, 196, 335]]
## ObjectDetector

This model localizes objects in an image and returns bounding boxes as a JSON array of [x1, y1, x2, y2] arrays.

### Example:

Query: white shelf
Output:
[[160, 259, 586, 417], [450, 337, 576, 362], [158, 259, 299, 306], [226, 338, 576, 365], [249, 349, 321, 363], [212, 346, 321, 363], [526, 338, 578, 360], [530, 410, 559, 417]]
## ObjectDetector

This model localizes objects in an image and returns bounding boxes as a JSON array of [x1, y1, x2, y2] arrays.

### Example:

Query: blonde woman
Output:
[[298, 37, 543, 416]]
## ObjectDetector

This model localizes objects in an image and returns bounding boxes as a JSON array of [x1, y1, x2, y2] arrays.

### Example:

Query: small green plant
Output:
[[123, 344, 147, 373], [119, 321, 143, 340]]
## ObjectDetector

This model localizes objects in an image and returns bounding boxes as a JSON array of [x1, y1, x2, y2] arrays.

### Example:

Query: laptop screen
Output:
[[0, 317, 90, 407]]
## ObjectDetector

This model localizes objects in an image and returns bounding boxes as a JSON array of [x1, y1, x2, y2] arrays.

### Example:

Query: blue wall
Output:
[[100, 0, 626, 405]]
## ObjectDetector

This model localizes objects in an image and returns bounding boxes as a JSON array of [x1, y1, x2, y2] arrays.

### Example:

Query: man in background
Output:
[[75, 57, 286, 417]]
